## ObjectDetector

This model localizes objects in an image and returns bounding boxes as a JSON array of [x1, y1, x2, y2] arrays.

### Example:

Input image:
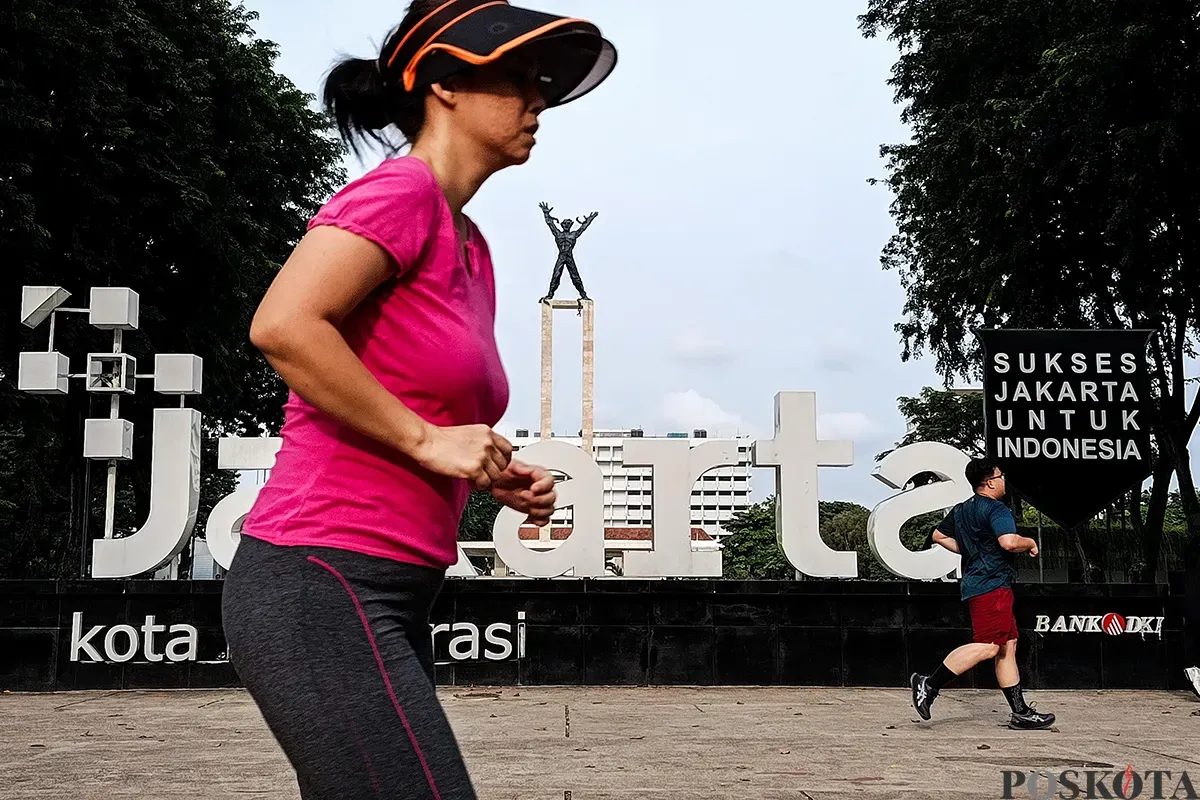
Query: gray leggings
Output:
[[222, 534, 477, 800]]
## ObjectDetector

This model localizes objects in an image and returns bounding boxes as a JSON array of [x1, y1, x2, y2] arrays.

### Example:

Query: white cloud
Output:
[[817, 412, 879, 441], [661, 390, 748, 436], [669, 328, 734, 365]]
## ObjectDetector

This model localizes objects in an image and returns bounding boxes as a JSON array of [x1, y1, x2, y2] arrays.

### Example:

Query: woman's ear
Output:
[[429, 81, 452, 104], [428, 75, 466, 107]]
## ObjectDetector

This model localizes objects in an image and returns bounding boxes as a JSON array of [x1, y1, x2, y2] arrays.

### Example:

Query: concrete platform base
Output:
[[3, 687, 1198, 799]]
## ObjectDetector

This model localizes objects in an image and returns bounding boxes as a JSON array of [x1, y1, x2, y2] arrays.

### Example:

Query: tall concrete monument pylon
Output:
[[539, 298, 595, 455]]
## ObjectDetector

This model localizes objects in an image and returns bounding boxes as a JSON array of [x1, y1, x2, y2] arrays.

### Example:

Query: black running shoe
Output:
[[911, 672, 935, 720], [1009, 706, 1055, 730]]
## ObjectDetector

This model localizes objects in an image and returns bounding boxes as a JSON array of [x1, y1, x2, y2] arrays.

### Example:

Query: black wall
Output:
[[1, 579, 1193, 692]]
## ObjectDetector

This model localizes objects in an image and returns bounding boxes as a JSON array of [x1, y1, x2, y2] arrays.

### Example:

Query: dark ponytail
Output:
[[322, 51, 426, 158], [322, 2, 452, 156], [322, 2, 450, 156]]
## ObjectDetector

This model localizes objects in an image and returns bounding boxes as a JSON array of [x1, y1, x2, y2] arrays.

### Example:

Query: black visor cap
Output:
[[391, 1, 617, 107]]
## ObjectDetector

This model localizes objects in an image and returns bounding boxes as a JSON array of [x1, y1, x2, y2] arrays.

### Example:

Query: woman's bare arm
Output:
[[251, 225, 512, 486], [249, 225, 436, 457]]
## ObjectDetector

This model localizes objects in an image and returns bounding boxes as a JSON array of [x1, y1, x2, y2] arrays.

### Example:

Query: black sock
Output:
[[927, 663, 958, 693], [1002, 684, 1029, 714]]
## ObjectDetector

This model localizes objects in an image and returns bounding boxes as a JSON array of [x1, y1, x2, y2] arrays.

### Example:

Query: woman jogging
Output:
[[221, 2, 617, 798]]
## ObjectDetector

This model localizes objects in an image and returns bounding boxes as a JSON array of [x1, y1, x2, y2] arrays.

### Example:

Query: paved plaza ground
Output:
[[2, 686, 1198, 799]]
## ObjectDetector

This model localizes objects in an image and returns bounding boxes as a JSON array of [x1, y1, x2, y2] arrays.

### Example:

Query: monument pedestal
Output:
[[539, 298, 595, 455]]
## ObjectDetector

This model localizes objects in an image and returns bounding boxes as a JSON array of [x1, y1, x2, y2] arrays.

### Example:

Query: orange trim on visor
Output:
[[400, 1, 508, 76], [386, 0, 475, 69], [401, 16, 588, 92]]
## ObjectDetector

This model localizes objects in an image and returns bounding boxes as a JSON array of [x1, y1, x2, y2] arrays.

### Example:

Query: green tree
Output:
[[820, 502, 946, 581], [859, 0, 1200, 581], [459, 490, 502, 541], [818, 500, 868, 530], [455, 490, 503, 574], [721, 497, 795, 580], [878, 388, 985, 462], [721, 497, 944, 580], [819, 503, 876, 577], [901, 511, 948, 554], [877, 387, 985, 488], [1, 0, 345, 577]]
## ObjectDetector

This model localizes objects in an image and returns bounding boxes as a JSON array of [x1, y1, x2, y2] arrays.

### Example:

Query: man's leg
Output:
[[911, 642, 998, 720], [913, 588, 1021, 720], [994, 638, 1020, 687], [993, 592, 1054, 730], [994, 638, 1028, 714]]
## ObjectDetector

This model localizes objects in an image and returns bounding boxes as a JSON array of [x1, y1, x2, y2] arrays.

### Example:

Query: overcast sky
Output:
[[243, 0, 1198, 508]]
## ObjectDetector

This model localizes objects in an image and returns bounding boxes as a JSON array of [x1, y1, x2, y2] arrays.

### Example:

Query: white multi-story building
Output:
[[510, 427, 755, 538]]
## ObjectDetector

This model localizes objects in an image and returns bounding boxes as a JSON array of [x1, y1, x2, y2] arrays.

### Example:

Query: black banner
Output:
[[0, 579, 1182, 692], [977, 329, 1154, 529]]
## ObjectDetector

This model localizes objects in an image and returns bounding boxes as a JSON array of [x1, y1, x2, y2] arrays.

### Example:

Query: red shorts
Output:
[[967, 587, 1019, 646]]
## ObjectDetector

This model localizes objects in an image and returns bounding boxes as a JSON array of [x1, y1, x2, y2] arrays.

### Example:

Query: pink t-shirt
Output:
[[242, 156, 510, 570]]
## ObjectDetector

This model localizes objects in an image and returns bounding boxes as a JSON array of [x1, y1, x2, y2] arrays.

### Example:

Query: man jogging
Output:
[[910, 458, 1056, 730]]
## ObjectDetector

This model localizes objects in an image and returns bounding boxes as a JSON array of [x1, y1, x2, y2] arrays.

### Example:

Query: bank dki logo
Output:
[[1034, 613, 1166, 637], [1003, 765, 1197, 799]]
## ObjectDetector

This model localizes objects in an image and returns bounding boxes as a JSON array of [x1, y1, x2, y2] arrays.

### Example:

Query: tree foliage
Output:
[[0, 0, 346, 577], [878, 388, 985, 462], [721, 496, 944, 580], [459, 490, 503, 541], [859, 0, 1200, 578], [878, 387, 985, 488], [721, 497, 795, 580]]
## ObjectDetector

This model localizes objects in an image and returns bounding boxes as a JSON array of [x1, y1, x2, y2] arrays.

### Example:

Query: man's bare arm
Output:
[[932, 529, 960, 554], [998, 533, 1039, 557]]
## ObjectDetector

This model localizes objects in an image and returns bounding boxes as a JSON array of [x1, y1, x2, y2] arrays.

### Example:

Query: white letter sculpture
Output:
[[752, 391, 856, 577], [206, 437, 282, 572], [491, 440, 605, 578], [92, 408, 202, 578], [867, 442, 970, 580], [621, 438, 736, 577]]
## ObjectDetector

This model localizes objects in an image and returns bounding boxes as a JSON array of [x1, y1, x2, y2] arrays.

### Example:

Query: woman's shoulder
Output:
[[308, 156, 446, 272], [368, 154, 440, 186], [325, 155, 442, 209]]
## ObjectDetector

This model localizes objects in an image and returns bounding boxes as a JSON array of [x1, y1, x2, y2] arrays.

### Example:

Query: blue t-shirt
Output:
[[937, 495, 1018, 601]]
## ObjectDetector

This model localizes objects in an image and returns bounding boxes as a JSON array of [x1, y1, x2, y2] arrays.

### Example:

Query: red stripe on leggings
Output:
[[308, 556, 442, 800]]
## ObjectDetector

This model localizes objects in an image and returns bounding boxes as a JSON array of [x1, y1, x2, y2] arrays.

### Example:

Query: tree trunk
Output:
[[1069, 523, 1104, 583], [1171, 428, 1200, 556], [1180, 454, 1200, 666], [1140, 459, 1174, 582], [1128, 487, 1145, 538], [1123, 488, 1147, 581]]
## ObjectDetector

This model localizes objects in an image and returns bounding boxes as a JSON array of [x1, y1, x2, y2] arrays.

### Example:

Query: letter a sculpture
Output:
[[539, 202, 597, 302]]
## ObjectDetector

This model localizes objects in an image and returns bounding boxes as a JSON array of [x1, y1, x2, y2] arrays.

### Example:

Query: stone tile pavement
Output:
[[2, 686, 1198, 799]]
